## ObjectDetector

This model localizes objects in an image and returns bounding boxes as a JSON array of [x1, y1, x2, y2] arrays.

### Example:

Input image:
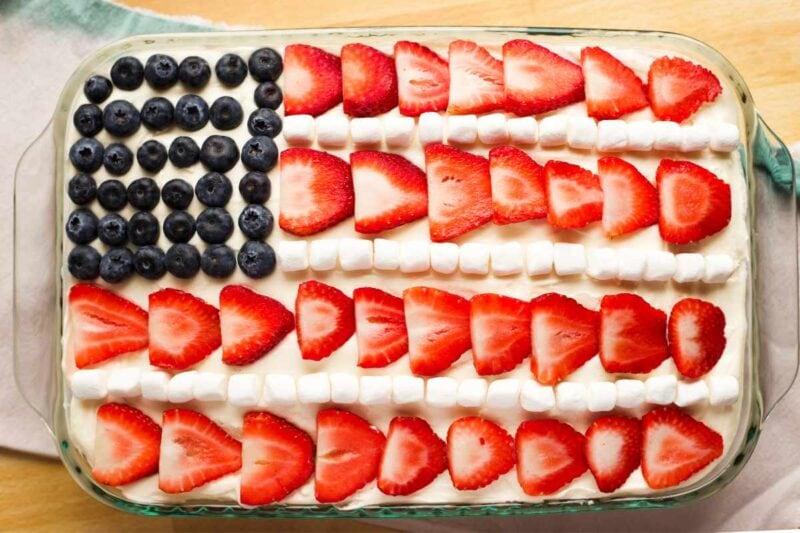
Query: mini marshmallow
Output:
[[418, 112, 444, 145], [227, 374, 262, 407], [107, 368, 142, 398], [309, 239, 339, 271], [338, 238, 373, 271], [70, 369, 108, 400], [277, 240, 309, 272], [556, 382, 588, 411], [426, 377, 458, 408], [675, 380, 710, 407], [520, 381, 556, 412], [567, 117, 598, 150], [373, 238, 401, 271], [350, 117, 383, 146], [459, 242, 491, 275], [384, 116, 416, 148], [430, 242, 460, 274], [329, 373, 359, 404], [587, 381, 617, 412], [553, 243, 586, 276], [315, 114, 349, 147], [539, 115, 568, 147], [447, 114, 478, 144], [393, 375, 425, 404], [485, 379, 521, 409], [617, 248, 647, 281], [597, 120, 628, 152], [282, 114, 315, 145], [193, 372, 228, 402], [457, 378, 488, 408], [526, 240, 554, 276], [627, 121, 655, 151], [399, 240, 430, 273], [709, 123, 740, 152], [653, 121, 682, 151], [168, 371, 197, 403], [709, 375, 739, 406], [586, 247, 619, 280], [674, 253, 706, 283], [644, 251, 677, 281], [360, 375, 393, 405], [297, 373, 331, 404], [615, 379, 646, 408], [703, 254, 736, 283], [263, 374, 297, 405], [477, 113, 508, 144], [680, 124, 710, 152], [140, 371, 171, 402], [645, 375, 678, 405], [507, 117, 538, 144], [491, 242, 524, 277]]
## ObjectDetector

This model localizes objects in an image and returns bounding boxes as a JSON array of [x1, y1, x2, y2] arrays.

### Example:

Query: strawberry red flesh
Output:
[[581, 47, 648, 120], [516, 418, 587, 496], [354, 287, 408, 368], [447, 40, 504, 114], [394, 40, 449, 116], [284, 44, 342, 116], [447, 416, 515, 491], [91, 403, 161, 486], [585, 415, 641, 493], [599, 293, 668, 374], [488, 146, 547, 224], [470, 293, 530, 376], [545, 160, 603, 229], [598, 156, 659, 237], [668, 298, 727, 378], [648, 56, 722, 122], [342, 43, 398, 117], [378, 416, 447, 496], [295, 280, 355, 361]]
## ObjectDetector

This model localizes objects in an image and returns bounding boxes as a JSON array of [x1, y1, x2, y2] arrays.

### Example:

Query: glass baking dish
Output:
[[12, 26, 800, 519]]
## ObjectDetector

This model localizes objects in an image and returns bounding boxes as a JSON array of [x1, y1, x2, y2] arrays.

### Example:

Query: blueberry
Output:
[[144, 54, 179, 89], [247, 108, 282, 138], [68, 245, 101, 280], [196, 207, 234, 244], [201, 244, 237, 278], [129, 211, 160, 246], [254, 81, 283, 110], [248, 47, 283, 82], [168, 136, 200, 168], [209, 96, 243, 130], [134, 245, 167, 280], [97, 213, 128, 246], [103, 100, 141, 137], [103, 143, 134, 175], [215, 53, 247, 87], [195, 172, 232, 207], [166, 243, 201, 279], [239, 171, 271, 203], [237, 240, 276, 278], [69, 137, 104, 173], [68, 174, 97, 206], [161, 179, 194, 210], [73, 104, 103, 137], [126, 177, 160, 211], [241, 136, 278, 172], [200, 135, 239, 173], [174, 94, 209, 132], [96, 179, 127, 211], [163, 211, 196, 243], [100, 247, 134, 283], [238, 204, 274, 240], [65, 208, 98, 244], [140, 97, 174, 131], [83, 75, 112, 104], [136, 140, 168, 173], [110, 56, 144, 90], [178, 56, 211, 88]]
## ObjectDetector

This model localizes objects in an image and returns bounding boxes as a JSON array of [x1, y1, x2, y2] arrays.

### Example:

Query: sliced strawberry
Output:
[[342, 43, 398, 117], [295, 280, 355, 361], [502, 39, 584, 116], [447, 416, 515, 491], [279, 148, 354, 236], [91, 403, 161, 486], [516, 419, 587, 496], [220, 285, 294, 366], [545, 160, 603, 229], [470, 293, 530, 376], [424, 143, 492, 242], [283, 44, 342, 116], [394, 40, 449, 116], [378, 417, 447, 496], [657, 159, 731, 244], [159, 409, 242, 493], [648, 56, 722, 122], [354, 287, 408, 368], [315, 408, 386, 503], [350, 150, 427, 234], [581, 47, 648, 120], [488, 146, 547, 224], [240, 411, 314, 505], [447, 40, 504, 114], [599, 293, 668, 374], [668, 298, 727, 379], [530, 293, 599, 385], [598, 156, 659, 237], [641, 406, 723, 489], [585, 415, 641, 493], [69, 284, 148, 368], [148, 288, 220, 371], [403, 286, 471, 376]]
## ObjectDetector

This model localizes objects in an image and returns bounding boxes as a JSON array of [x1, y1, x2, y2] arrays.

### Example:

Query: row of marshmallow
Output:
[[283, 112, 741, 153], [276, 238, 737, 283], [71, 369, 740, 412]]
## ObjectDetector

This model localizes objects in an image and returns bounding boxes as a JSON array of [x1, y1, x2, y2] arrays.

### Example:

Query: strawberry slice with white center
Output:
[[447, 40, 504, 114], [447, 416, 515, 491], [585, 415, 641, 493], [220, 285, 294, 366], [488, 146, 547, 225], [403, 286, 471, 376], [342, 43, 398, 117], [394, 40, 449, 116], [279, 148, 354, 237], [657, 159, 731, 244], [545, 160, 603, 229], [91, 403, 161, 486], [315, 408, 386, 503], [350, 150, 427, 234], [647, 56, 722, 122], [516, 419, 587, 496], [354, 287, 408, 368], [295, 280, 355, 361], [580, 47, 648, 120], [668, 298, 727, 379], [470, 293, 530, 376], [240, 411, 314, 505], [158, 409, 242, 493], [148, 288, 221, 370], [283, 44, 342, 116], [641, 406, 723, 489], [69, 284, 148, 368], [424, 143, 492, 242], [530, 293, 599, 385], [378, 417, 447, 496], [599, 293, 668, 374], [598, 156, 659, 237], [502, 39, 584, 116]]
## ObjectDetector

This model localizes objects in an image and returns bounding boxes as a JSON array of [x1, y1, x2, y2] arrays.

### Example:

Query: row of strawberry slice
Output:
[[71, 282, 726, 381], [92, 403, 723, 503], [284, 40, 722, 123]]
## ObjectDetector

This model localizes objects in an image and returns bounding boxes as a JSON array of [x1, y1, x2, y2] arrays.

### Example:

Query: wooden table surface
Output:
[[3, 1, 798, 531]]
